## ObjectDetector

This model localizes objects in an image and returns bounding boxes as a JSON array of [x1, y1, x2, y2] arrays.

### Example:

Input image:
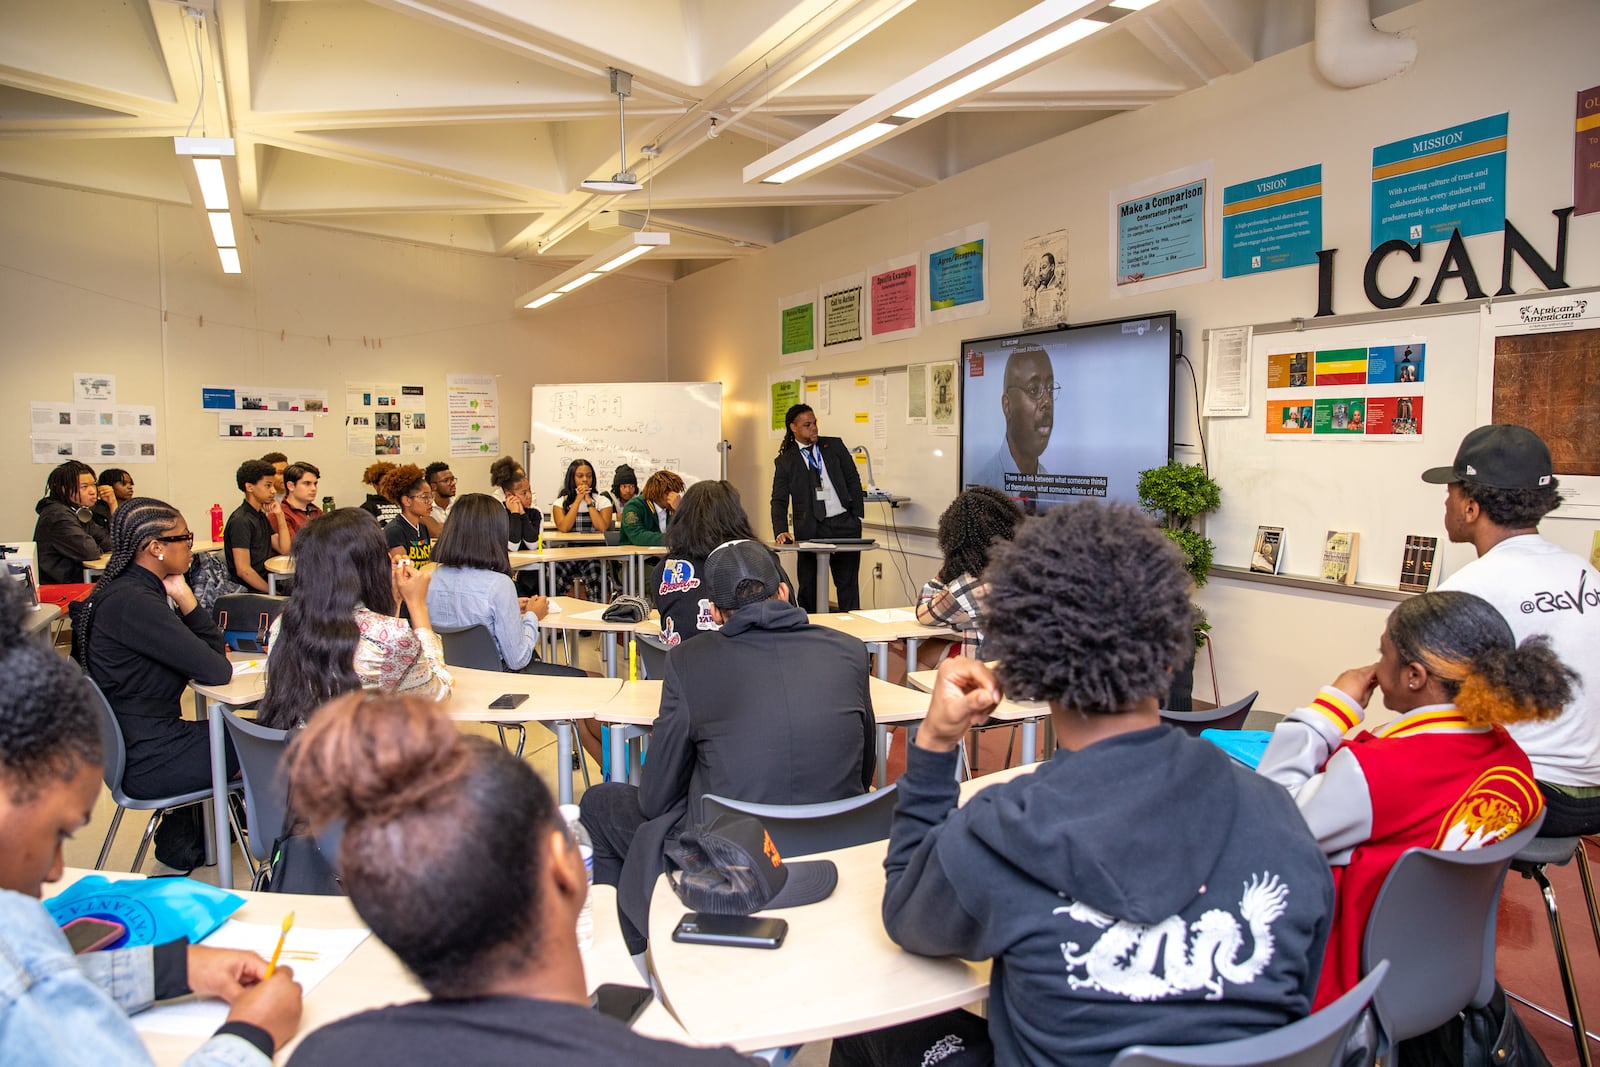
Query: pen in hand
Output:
[[266, 911, 296, 977]]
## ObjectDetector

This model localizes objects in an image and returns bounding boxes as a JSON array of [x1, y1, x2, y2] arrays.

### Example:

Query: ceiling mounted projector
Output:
[[581, 68, 644, 194]]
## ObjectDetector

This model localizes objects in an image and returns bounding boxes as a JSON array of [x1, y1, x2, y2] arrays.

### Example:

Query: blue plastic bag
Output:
[[45, 876, 244, 948], [1201, 728, 1273, 769]]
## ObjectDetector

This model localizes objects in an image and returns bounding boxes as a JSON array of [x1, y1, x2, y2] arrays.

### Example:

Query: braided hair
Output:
[[71, 497, 183, 671], [935, 486, 1026, 584], [777, 404, 814, 456], [46, 460, 95, 506], [0, 576, 100, 802]]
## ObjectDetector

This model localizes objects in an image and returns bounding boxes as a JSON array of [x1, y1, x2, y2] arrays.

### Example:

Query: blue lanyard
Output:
[[803, 446, 822, 475]]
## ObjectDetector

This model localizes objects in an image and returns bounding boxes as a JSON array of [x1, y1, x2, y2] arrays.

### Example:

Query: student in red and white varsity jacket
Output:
[[1258, 589, 1575, 1008]]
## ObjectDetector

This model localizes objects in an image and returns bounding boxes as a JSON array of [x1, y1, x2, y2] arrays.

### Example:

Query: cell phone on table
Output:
[[592, 983, 654, 1026], [63, 916, 126, 954], [672, 912, 788, 949], [488, 693, 529, 710]]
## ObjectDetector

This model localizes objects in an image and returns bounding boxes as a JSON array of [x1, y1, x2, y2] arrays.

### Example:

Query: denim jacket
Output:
[[0, 889, 269, 1067]]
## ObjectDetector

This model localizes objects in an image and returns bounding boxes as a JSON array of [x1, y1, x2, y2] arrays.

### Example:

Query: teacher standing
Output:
[[771, 403, 864, 612]]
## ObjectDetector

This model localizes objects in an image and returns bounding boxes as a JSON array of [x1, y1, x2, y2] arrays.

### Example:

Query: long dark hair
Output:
[[72, 498, 184, 671], [46, 460, 94, 506], [666, 480, 756, 560], [777, 404, 814, 456], [288, 692, 558, 997], [555, 458, 598, 509], [432, 494, 511, 575], [936, 486, 1026, 583], [257, 509, 395, 731], [0, 577, 100, 801], [1386, 591, 1575, 728]]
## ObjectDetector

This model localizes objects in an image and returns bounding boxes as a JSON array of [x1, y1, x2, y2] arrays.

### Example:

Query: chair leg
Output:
[[131, 811, 161, 873], [1576, 838, 1600, 964], [574, 724, 591, 788], [1527, 862, 1595, 1067], [495, 724, 509, 748], [967, 732, 980, 777], [1003, 726, 1018, 770], [227, 800, 257, 882], [96, 807, 127, 870]]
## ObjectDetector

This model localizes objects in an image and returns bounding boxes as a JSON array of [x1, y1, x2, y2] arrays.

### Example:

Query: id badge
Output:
[[815, 487, 827, 502]]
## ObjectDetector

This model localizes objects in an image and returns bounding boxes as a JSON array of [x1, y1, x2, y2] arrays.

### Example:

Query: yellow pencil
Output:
[[266, 911, 295, 976]]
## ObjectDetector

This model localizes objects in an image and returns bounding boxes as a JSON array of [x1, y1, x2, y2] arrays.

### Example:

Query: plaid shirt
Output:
[[915, 572, 986, 659]]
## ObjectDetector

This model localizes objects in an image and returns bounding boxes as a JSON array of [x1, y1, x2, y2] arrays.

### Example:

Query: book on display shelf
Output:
[[1320, 530, 1360, 586], [1250, 526, 1285, 575], [1398, 535, 1438, 593]]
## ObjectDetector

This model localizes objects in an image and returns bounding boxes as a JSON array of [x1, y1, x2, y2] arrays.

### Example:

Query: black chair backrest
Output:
[[1112, 960, 1388, 1067], [701, 786, 898, 858], [1160, 690, 1259, 737], [436, 624, 504, 671], [603, 530, 622, 546], [1360, 813, 1545, 1042], [213, 593, 289, 650], [86, 677, 127, 796], [219, 707, 294, 865], [635, 633, 670, 680]]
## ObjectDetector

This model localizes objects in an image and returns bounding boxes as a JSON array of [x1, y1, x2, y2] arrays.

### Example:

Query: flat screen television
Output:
[[959, 312, 1175, 512]]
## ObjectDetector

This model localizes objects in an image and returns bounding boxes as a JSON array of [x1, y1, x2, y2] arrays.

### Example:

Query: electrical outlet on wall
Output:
[[873, 562, 883, 579]]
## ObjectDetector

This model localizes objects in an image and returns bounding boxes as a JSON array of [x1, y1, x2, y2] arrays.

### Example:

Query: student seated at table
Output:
[[549, 458, 613, 598], [0, 579, 304, 1067], [914, 486, 1025, 664], [257, 508, 451, 731], [611, 463, 639, 507], [424, 461, 457, 536], [492, 463, 543, 549], [224, 459, 291, 594], [427, 493, 556, 673], [488, 455, 528, 506], [281, 692, 751, 1067], [618, 469, 682, 548], [581, 539, 874, 955], [92, 467, 135, 532], [260, 451, 288, 496], [33, 460, 112, 585], [834, 502, 1333, 1067], [1258, 589, 1572, 1007], [358, 461, 400, 527], [279, 461, 322, 542], [649, 479, 789, 648], [379, 464, 434, 564], [73, 498, 240, 872]]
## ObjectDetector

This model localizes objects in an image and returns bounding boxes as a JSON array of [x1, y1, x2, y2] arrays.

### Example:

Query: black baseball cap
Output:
[[665, 813, 838, 915], [704, 539, 783, 610], [1421, 424, 1553, 490]]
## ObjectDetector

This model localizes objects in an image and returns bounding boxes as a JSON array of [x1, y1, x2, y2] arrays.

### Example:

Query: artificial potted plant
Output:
[[1136, 461, 1222, 711]]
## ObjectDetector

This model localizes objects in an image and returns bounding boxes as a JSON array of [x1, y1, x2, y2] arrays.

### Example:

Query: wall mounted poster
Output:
[[201, 384, 329, 413], [446, 374, 498, 457], [867, 255, 919, 341], [926, 223, 989, 325], [1263, 339, 1426, 438], [778, 290, 817, 364], [1371, 113, 1507, 248], [1110, 162, 1215, 296], [770, 376, 800, 437], [1577, 85, 1600, 216], [345, 382, 426, 457], [219, 413, 316, 440], [820, 272, 864, 355], [1222, 164, 1322, 278], [1020, 228, 1068, 329], [31, 402, 157, 463]]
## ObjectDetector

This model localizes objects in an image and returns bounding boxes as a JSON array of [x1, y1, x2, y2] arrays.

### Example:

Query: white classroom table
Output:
[[808, 607, 956, 681], [85, 543, 224, 584], [907, 666, 1054, 767], [771, 541, 873, 615], [47, 870, 687, 1064], [510, 544, 654, 601], [533, 595, 662, 677], [188, 660, 622, 889]]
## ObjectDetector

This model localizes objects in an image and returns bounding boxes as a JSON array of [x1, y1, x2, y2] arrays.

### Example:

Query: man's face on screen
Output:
[[1001, 349, 1055, 462]]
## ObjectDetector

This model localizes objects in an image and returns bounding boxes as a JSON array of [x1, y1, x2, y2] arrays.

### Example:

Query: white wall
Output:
[[0, 179, 670, 540], [666, 0, 1600, 712]]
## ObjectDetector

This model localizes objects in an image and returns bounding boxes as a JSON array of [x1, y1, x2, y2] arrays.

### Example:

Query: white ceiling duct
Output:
[[1314, 0, 1416, 88]]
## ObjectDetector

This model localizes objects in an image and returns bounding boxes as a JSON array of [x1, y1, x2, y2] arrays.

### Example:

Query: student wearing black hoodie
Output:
[[32, 460, 112, 584], [833, 502, 1333, 1067]]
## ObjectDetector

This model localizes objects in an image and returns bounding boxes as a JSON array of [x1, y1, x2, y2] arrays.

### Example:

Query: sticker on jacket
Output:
[[695, 598, 718, 631], [659, 560, 701, 594], [1056, 872, 1288, 1000]]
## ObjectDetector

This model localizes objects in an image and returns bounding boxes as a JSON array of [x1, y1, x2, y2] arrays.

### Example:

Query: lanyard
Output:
[[802, 446, 822, 476]]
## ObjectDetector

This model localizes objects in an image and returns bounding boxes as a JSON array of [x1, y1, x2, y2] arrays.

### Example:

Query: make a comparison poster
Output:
[[1264, 341, 1428, 438]]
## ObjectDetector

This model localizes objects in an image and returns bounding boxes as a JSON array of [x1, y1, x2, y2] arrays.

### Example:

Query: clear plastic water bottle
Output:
[[559, 803, 594, 957]]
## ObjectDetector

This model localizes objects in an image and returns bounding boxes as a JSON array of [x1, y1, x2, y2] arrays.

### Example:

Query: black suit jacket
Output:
[[770, 436, 865, 540]]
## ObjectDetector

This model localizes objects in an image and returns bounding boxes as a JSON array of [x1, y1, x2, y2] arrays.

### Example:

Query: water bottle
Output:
[[209, 503, 224, 542], [559, 804, 594, 957]]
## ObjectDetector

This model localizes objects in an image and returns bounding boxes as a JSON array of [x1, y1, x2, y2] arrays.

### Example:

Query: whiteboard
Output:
[[801, 368, 960, 533], [530, 382, 722, 502], [1207, 312, 1484, 589]]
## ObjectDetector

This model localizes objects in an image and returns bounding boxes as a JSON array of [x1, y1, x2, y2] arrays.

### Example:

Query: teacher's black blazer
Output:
[[770, 436, 865, 540]]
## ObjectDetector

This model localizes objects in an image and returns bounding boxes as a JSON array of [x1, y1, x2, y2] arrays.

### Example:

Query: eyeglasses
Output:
[[152, 532, 195, 546], [1007, 381, 1060, 402]]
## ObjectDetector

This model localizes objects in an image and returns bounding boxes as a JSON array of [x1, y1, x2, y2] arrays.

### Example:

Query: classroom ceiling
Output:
[[0, 0, 1412, 282]]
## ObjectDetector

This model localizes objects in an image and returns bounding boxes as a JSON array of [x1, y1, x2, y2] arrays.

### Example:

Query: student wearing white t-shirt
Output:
[[1423, 424, 1600, 836]]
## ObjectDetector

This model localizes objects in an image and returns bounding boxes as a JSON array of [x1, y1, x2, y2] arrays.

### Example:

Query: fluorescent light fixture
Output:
[[192, 158, 229, 210], [207, 211, 236, 248], [516, 231, 670, 310], [744, 0, 1157, 185], [218, 248, 242, 274]]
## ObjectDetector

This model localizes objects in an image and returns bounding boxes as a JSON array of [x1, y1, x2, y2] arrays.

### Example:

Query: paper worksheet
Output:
[[131, 921, 370, 1036], [852, 608, 918, 623]]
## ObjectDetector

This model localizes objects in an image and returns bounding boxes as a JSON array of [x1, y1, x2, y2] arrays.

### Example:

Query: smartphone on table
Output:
[[488, 693, 529, 710], [592, 983, 654, 1026], [672, 912, 788, 949]]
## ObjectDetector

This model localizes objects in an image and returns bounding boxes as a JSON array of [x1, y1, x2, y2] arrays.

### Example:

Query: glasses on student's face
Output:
[[152, 532, 195, 546], [1007, 381, 1060, 403]]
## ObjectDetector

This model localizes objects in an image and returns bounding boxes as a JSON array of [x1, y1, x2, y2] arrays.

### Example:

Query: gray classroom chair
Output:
[[1159, 690, 1259, 737], [701, 785, 898, 858], [1508, 834, 1600, 1067], [213, 592, 289, 652], [1112, 960, 1388, 1067], [89, 678, 244, 873], [1359, 813, 1546, 1046], [218, 706, 293, 889], [635, 632, 670, 680]]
